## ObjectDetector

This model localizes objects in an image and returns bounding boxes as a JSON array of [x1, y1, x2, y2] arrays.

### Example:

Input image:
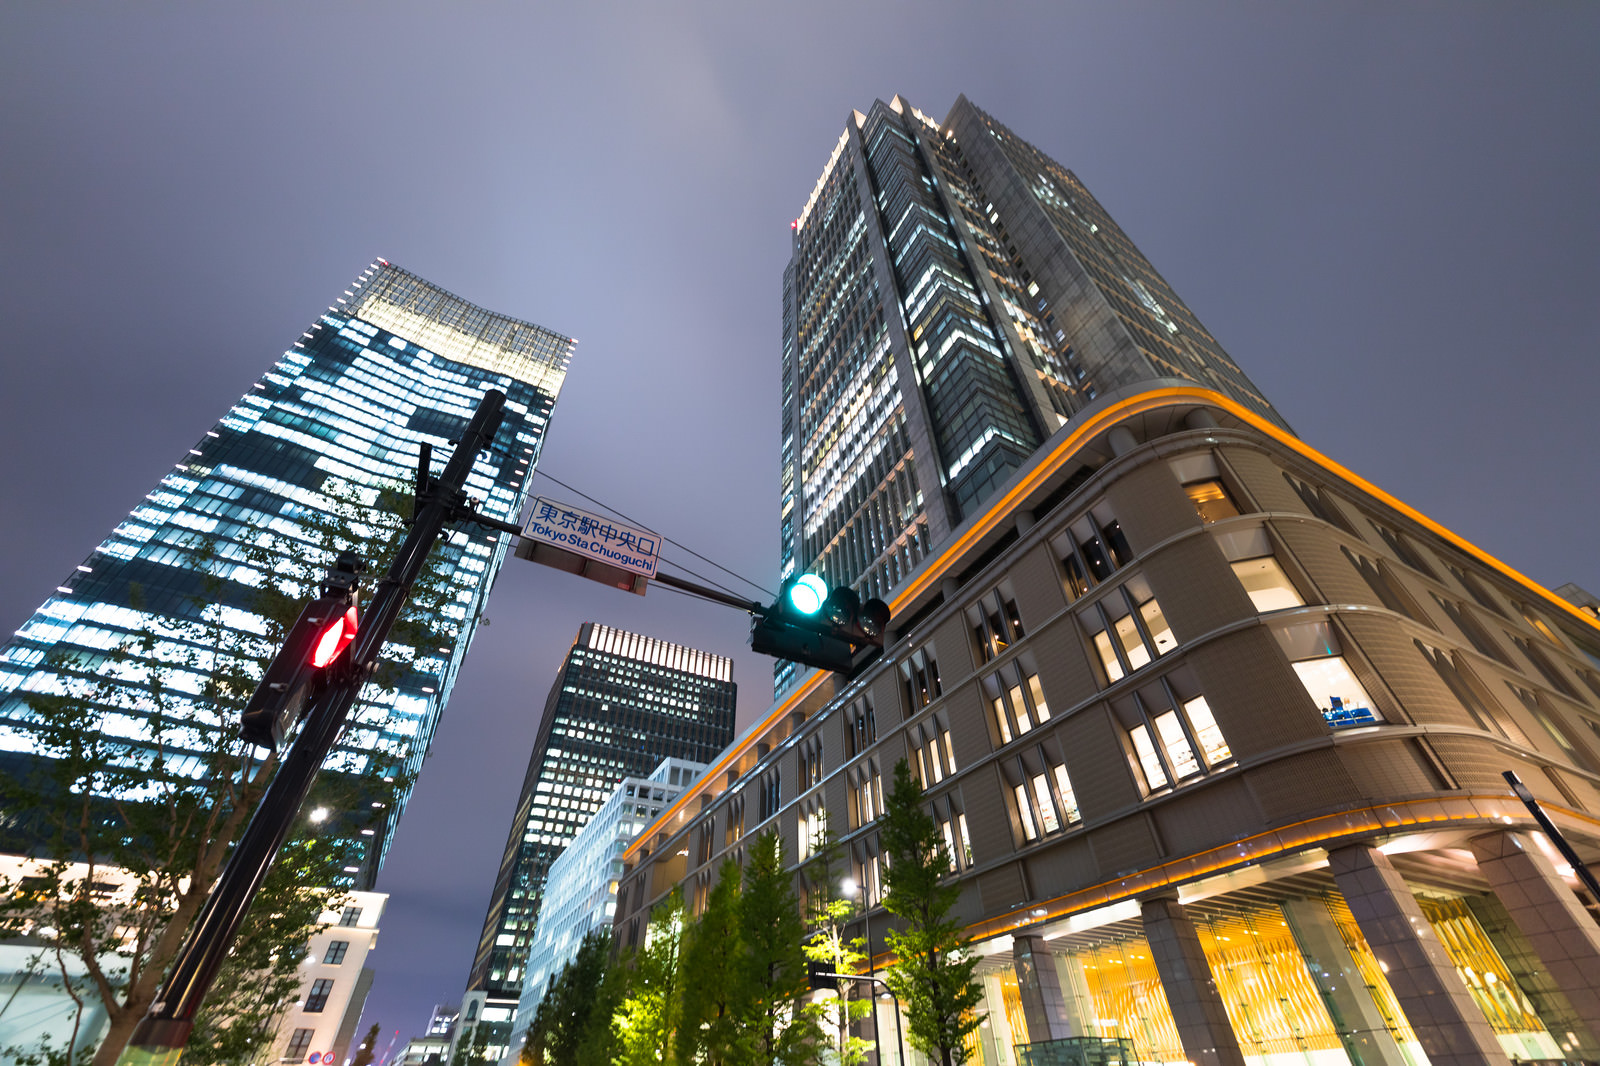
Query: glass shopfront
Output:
[[970, 888, 1564, 1066]]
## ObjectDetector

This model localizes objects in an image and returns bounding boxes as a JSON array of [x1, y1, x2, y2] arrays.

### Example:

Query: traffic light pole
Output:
[[121, 390, 521, 1065]]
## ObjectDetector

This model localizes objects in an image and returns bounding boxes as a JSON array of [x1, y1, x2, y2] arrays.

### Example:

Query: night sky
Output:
[[2, 2, 1596, 1051]]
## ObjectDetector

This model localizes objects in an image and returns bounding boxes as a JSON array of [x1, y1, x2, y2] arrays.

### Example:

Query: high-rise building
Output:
[[454, 625, 735, 1062], [0, 260, 574, 882], [502, 756, 705, 1063], [618, 97, 1600, 1066], [778, 94, 1283, 690]]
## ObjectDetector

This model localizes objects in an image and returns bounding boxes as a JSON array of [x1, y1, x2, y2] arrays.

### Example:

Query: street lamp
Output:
[[839, 876, 904, 1066]]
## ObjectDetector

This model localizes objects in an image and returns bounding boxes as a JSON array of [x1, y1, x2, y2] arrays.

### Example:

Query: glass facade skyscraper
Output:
[[0, 260, 574, 882], [780, 96, 1286, 644], [456, 624, 735, 1061]]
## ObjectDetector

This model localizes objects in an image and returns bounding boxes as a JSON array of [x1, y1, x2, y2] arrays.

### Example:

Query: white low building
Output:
[[500, 757, 704, 1064], [269, 890, 387, 1065]]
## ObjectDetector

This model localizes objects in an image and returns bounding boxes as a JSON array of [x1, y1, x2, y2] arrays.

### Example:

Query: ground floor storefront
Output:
[[929, 831, 1600, 1066]]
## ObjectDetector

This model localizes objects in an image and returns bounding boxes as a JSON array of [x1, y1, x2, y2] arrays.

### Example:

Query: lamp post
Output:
[[840, 876, 903, 1066]]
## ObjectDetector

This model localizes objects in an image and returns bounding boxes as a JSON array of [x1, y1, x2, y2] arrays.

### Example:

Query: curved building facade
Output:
[[620, 387, 1600, 1065]]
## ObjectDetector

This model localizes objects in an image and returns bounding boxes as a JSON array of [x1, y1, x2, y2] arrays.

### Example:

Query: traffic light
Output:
[[749, 574, 891, 676], [240, 552, 363, 752]]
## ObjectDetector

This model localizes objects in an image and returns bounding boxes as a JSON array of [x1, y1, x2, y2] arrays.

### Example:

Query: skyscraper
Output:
[[780, 95, 1283, 612], [618, 96, 1600, 1065], [455, 624, 735, 1061], [503, 756, 705, 1062], [0, 260, 574, 882]]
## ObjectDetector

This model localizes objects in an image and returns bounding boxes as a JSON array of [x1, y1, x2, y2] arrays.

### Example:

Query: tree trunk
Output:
[[92, 1003, 147, 1066]]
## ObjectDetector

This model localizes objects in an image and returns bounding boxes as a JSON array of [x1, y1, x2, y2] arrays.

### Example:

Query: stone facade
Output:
[[615, 389, 1600, 1065]]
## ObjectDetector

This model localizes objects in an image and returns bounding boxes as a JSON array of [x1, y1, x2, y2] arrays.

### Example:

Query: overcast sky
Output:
[[2, 1, 1596, 1051]]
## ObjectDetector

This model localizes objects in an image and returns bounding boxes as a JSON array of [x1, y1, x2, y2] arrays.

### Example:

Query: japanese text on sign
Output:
[[521, 497, 661, 580]]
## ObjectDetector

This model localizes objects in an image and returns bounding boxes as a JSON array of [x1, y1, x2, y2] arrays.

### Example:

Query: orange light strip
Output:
[[623, 386, 1598, 870], [620, 669, 830, 863], [964, 793, 1598, 944]]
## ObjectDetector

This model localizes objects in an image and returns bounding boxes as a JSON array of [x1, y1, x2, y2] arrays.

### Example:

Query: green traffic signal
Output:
[[788, 573, 828, 615]]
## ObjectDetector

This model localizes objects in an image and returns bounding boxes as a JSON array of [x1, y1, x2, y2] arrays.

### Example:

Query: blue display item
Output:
[[0, 260, 574, 882]]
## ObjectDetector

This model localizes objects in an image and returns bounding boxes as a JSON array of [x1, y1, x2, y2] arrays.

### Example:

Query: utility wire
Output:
[[532, 469, 775, 598]]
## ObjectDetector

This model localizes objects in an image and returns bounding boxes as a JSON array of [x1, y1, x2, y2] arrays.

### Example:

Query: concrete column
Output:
[[1107, 426, 1139, 457], [1012, 934, 1075, 1042], [1139, 895, 1246, 1066], [1469, 829, 1600, 1040], [1328, 844, 1507, 1066], [1281, 897, 1412, 1066]]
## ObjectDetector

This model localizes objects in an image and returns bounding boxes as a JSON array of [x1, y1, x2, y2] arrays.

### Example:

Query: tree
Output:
[[880, 759, 983, 1066], [617, 889, 687, 1066], [736, 830, 820, 1066], [452, 1021, 492, 1066], [676, 859, 746, 1066], [572, 942, 627, 1066], [0, 477, 447, 1065], [351, 1022, 382, 1066], [532, 929, 615, 1066], [803, 819, 872, 1066]]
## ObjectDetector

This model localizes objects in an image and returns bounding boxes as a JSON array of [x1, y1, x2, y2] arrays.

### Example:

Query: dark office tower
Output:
[[455, 624, 735, 1061], [0, 261, 574, 883], [780, 96, 1285, 616]]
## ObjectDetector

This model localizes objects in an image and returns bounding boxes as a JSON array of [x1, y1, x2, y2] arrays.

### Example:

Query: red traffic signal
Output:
[[240, 594, 359, 752], [308, 605, 358, 668]]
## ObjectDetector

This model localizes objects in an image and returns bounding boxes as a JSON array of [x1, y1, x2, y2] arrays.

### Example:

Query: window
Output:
[[1507, 684, 1596, 771], [1184, 480, 1240, 523], [850, 762, 882, 828], [1274, 621, 1382, 728], [1084, 576, 1175, 683], [1430, 593, 1509, 664], [1007, 753, 1083, 838], [1371, 520, 1436, 578], [845, 697, 877, 757], [910, 716, 956, 785], [985, 657, 1051, 743], [1170, 454, 1243, 524], [970, 584, 1026, 664], [285, 1028, 315, 1061], [852, 847, 883, 906], [1416, 640, 1528, 745], [1216, 526, 1304, 612], [1283, 473, 1355, 533], [1112, 672, 1232, 793], [901, 648, 942, 711], [797, 801, 824, 860], [1511, 636, 1581, 699], [932, 795, 974, 872], [758, 771, 782, 823], [1444, 561, 1508, 618], [338, 906, 361, 927], [723, 793, 745, 847], [1343, 548, 1425, 621], [1054, 502, 1134, 598], [798, 735, 823, 788], [304, 978, 334, 1013], [323, 940, 349, 965]]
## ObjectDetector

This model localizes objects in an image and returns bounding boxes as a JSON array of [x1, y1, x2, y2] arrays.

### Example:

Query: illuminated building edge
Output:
[[617, 387, 1600, 1062]]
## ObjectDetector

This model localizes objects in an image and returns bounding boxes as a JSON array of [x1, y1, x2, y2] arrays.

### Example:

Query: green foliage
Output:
[[880, 760, 983, 1066], [351, 1022, 382, 1066], [0, 476, 443, 1066], [737, 830, 821, 1066], [802, 818, 873, 1066], [530, 929, 617, 1066], [452, 1022, 493, 1066], [677, 859, 746, 1066], [617, 889, 687, 1066]]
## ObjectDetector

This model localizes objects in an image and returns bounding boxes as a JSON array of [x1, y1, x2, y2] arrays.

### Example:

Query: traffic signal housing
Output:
[[240, 553, 362, 752], [749, 574, 891, 677]]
